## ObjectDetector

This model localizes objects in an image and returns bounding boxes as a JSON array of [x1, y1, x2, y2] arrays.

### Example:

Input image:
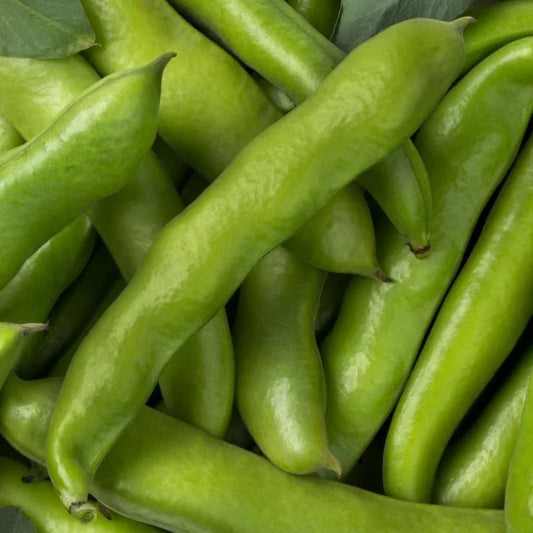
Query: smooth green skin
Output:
[[169, 0, 343, 105], [434, 342, 533, 508], [251, 72, 296, 113], [506, 376, 533, 532], [81, 0, 373, 275], [49, 280, 125, 379], [18, 242, 119, 379], [0, 324, 48, 391], [0, 115, 23, 152], [285, 183, 383, 276], [0, 217, 95, 381], [46, 18, 466, 515], [462, 0, 533, 74], [0, 55, 234, 440], [384, 124, 533, 503], [321, 37, 533, 478], [2, 377, 506, 533], [171, 0, 431, 258], [0, 56, 167, 292], [286, 0, 341, 37], [0, 456, 160, 533], [233, 247, 339, 476], [359, 139, 432, 255]]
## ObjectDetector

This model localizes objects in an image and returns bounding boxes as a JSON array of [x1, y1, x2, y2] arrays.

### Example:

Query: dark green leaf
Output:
[[335, 0, 477, 52], [0, 0, 95, 58], [0, 506, 37, 533]]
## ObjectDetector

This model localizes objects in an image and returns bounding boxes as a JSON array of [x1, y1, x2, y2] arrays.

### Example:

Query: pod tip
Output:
[[69, 501, 98, 523], [409, 242, 431, 259], [452, 16, 476, 31], [373, 268, 394, 283]]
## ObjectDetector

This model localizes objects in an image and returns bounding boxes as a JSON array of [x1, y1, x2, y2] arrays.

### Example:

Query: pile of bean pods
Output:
[[0, 0, 531, 531]]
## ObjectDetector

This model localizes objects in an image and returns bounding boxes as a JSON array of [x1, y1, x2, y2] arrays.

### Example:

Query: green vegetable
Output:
[[45, 17, 467, 519]]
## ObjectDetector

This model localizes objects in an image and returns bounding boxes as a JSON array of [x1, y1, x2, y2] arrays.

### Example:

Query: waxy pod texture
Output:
[[46, 18, 468, 518]]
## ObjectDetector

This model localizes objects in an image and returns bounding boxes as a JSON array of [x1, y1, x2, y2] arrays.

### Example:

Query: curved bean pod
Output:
[[46, 18, 467, 517], [463, 0, 533, 74], [384, 115, 533, 503], [0, 56, 168, 291], [434, 341, 533, 508], [233, 247, 338, 476], [0, 456, 160, 533], [0, 55, 234, 440], [80, 0, 380, 274], [321, 37, 533, 477], [1, 376, 505, 533]]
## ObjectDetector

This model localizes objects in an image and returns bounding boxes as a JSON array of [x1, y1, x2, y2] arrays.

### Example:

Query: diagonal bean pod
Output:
[[383, 127, 533, 502], [81, 0, 381, 274], [321, 36, 533, 477], [0, 56, 168, 291], [1, 376, 506, 533], [169, 0, 432, 254], [0, 55, 234, 439], [46, 18, 467, 517], [434, 341, 533, 508]]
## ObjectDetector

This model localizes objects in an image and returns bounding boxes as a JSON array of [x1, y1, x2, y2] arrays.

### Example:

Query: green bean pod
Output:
[[18, 242, 119, 379], [463, 0, 533, 74], [359, 140, 432, 256], [286, 0, 341, 37], [0, 324, 48, 387], [321, 36, 533, 478], [46, 18, 467, 517], [0, 456, 160, 533], [285, 184, 384, 277], [0, 217, 95, 379], [233, 247, 339, 476], [384, 117, 533, 504], [505, 374, 533, 531], [434, 342, 533, 508], [168, 0, 432, 256], [0, 56, 168, 291], [0, 114, 23, 153], [1, 376, 506, 532], [0, 55, 234, 440], [80, 0, 378, 275]]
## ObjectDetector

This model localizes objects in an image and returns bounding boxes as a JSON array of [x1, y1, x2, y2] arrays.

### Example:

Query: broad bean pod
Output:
[[321, 36, 533, 476], [434, 341, 533, 508], [0, 55, 234, 439], [46, 18, 467, 518], [0, 56, 168, 291], [1, 376, 506, 533], [383, 58, 533, 504]]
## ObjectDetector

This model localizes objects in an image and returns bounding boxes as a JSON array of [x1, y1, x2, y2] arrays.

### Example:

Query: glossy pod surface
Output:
[[383, 58, 533, 504], [233, 247, 337, 476], [0, 455, 160, 533], [321, 36, 533, 477], [0, 56, 167, 291], [0, 54, 234, 439], [434, 342, 533, 508], [46, 18, 467, 515], [1, 376, 506, 533]]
